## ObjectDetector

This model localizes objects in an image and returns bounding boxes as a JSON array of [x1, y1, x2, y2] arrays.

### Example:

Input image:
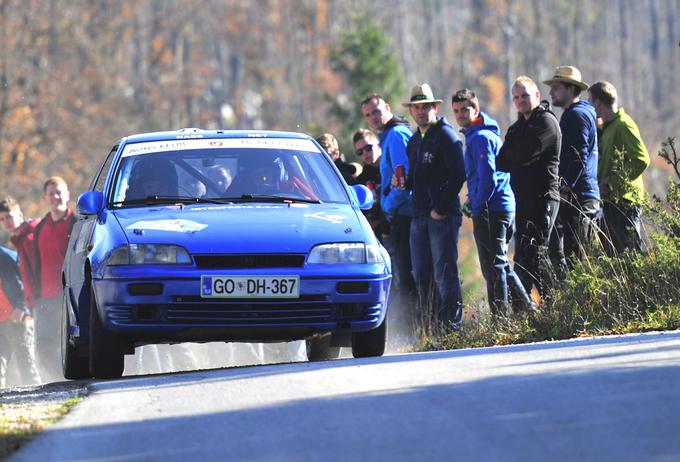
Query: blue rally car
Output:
[[62, 129, 392, 379]]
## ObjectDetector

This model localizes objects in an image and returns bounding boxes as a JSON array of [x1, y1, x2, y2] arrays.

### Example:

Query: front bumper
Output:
[[92, 269, 391, 342]]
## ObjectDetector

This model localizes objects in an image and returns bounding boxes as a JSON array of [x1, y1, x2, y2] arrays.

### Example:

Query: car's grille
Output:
[[107, 298, 381, 326], [193, 254, 306, 269]]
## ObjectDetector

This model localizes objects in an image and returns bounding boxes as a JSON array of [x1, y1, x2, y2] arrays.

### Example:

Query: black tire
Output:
[[89, 286, 125, 379], [351, 319, 386, 358], [61, 294, 91, 380], [305, 335, 342, 361]]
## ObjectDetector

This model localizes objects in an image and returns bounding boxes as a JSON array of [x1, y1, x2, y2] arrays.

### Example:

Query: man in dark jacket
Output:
[[315, 133, 358, 185], [498, 76, 561, 300], [399, 83, 466, 331], [353, 128, 386, 242], [544, 66, 600, 274]]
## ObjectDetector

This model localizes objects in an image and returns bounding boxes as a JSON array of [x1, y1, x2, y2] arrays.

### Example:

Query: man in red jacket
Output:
[[34, 177, 77, 381]]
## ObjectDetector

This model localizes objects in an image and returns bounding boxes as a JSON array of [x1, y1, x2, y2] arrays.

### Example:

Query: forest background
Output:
[[1, 0, 678, 301]]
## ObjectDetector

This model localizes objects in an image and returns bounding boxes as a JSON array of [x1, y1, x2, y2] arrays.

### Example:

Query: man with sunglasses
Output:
[[360, 94, 417, 326], [352, 129, 385, 241], [399, 83, 466, 332]]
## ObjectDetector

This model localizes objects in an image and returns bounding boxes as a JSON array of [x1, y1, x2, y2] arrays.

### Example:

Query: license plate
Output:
[[201, 276, 300, 298]]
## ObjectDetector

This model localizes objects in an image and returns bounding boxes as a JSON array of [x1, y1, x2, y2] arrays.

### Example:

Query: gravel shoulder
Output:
[[0, 382, 88, 460]]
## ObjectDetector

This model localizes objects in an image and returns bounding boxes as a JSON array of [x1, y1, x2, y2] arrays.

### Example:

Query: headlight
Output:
[[307, 243, 385, 264], [106, 244, 192, 265]]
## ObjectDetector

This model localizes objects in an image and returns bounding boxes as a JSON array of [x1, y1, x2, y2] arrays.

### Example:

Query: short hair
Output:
[[360, 94, 384, 108], [451, 88, 480, 110], [43, 176, 68, 193], [512, 75, 538, 93], [352, 128, 378, 145], [588, 80, 617, 107], [0, 196, 20, 213], [315, 133, 339, 154]]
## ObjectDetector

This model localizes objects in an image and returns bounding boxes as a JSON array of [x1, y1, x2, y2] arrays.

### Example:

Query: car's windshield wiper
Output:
[[111, 196, 232, 206], [230, 194, 321, 204]]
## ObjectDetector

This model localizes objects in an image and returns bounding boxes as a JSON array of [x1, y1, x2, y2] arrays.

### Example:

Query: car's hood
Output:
[[112, 202, 368, 253]]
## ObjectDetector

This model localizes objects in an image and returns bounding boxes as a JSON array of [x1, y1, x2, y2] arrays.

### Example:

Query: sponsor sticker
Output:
[[122, 137, 319, 157]]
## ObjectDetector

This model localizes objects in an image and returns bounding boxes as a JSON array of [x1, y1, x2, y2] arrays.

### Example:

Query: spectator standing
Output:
[[497, 76, 561, 300], [360, 95, 417, 314], [353, 129, 386, 242], [400, 83, 466, 331], [0, 245, 40, 387], [588, 80, 650, 255], [316, 133, 358, 185], [34, 176, 77, 381], [543, 66, 601, 273], [0, 197, 41, 312], [452, 89, 533, 317]]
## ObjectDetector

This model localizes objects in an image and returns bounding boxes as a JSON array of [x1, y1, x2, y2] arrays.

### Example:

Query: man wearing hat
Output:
[[497, 76, 561, 301], [543, 66, 600, 273], [399, 83, 466, 331]]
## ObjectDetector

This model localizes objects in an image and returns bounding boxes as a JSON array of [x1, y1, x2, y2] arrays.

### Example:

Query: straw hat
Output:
[[542, 65, 589, 90], [402, 83, 443, 107]]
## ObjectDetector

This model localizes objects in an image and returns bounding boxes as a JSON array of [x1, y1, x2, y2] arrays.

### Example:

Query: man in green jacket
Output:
[[588, 80, 650, 255]]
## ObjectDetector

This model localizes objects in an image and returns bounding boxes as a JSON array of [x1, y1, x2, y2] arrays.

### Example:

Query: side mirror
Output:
[[350, 184, 374, 211], [77, 191, 104, 216]]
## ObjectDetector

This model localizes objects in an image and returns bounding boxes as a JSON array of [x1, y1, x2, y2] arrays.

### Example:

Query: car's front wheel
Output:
[[306, 335, 341, 361], [89, 286, 125, 379], [61, 293, 91, 380], [351, 319, 386, 358]]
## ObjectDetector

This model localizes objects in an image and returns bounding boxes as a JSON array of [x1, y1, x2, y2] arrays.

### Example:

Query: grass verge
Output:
[[0, 384, 86, 460]]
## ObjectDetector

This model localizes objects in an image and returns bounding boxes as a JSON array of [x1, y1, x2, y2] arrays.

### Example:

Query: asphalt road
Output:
[[10, 331, 680, 461]]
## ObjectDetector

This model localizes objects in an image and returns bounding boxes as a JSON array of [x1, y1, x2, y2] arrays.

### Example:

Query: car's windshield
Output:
[[110, 138, 349, 207]]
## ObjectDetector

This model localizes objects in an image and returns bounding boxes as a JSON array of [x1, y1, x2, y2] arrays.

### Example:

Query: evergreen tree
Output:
[[328, 16, 405, 158]]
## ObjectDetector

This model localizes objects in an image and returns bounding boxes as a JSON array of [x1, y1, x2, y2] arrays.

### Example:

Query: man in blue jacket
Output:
[[544, 66, 600, 273], [399, 83, 466, 331], [361, 94, 417, 329], [452, 89, 533, 317]]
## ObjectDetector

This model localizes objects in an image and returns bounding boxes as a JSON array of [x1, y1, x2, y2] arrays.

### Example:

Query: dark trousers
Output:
[[386, 214, 417, 338], [514, 196, 560, 298], [0, 320, 40, 387], [390, 214, 417, 292], [473, 210, 532, 316], [600, 201, 645, 256], [550, 195, 600, 276], [410, 214, 463, 328]]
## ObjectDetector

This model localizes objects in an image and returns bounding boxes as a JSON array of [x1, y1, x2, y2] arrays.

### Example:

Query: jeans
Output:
[[600, 201, 645, 256], [514, 196, 560, 297], [410, 213, 463, 328], [473, 210, 532, 316], [549, 195, 600, 277]]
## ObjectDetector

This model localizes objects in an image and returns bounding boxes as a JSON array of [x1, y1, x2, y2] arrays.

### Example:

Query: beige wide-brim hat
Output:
[[402, 83, 443, 107], [542, 65, 589, 90]]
